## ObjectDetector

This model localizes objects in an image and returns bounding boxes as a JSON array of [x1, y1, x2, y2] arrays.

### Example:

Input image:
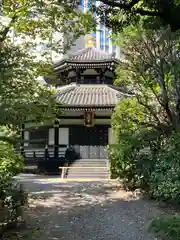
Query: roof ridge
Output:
[[69, 46, 113, 58], [106, 85, 120, 92], [68, 47, 91, 58], [108, 85, 134, 97], [53, 47, 117, 69], [56, 83, 77, 95]]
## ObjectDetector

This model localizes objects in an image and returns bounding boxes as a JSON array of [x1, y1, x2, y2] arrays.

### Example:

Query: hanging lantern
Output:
[[84, 111, 95, 127]]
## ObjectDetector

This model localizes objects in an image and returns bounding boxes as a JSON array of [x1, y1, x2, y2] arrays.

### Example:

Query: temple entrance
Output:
[[69, 125, 109, 159]]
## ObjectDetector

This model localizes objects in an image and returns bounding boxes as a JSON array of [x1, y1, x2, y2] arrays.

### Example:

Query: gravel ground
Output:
[[15, 174, 162, 240]]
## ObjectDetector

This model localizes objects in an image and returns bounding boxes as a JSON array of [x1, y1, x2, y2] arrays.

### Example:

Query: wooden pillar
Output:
[[54, 121, 59, 160], [21, 123, 25, 155], [75, 69, 81, 84], [97, 68, 106, 84], [101, 68, 106, 83]]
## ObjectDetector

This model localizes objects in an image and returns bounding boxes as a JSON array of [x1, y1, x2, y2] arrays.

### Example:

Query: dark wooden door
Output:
[[69, 125, 108, 159]]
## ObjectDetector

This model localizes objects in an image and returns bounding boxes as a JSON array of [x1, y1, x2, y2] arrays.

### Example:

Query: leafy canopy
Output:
[[93, 0, 180, 32], [113, 23, 180, 133], [0, 0, 93, 139]]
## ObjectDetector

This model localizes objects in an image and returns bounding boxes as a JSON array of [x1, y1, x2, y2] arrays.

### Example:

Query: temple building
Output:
[[23, 42, 129, 163]]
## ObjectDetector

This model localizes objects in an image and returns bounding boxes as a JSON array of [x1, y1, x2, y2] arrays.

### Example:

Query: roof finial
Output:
[[85, 35, 96, 48]]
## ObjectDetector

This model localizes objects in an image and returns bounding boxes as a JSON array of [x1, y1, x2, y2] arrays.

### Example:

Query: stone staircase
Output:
[[66, 159, 110, 180]]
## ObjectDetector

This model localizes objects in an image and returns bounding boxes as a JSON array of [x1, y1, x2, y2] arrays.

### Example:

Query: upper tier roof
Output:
[[54, 83, 131, 108], [54, 47, 118, 72]]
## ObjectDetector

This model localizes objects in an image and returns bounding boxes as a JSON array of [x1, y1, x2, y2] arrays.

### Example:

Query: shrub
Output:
[[108, 131, 162, 190], [0, 141, 23, 177], [0, 141, 23, 199], [2, 181, 28, 221], [0, 140, 26, 232], [149, 131, 180, 202], [149, 214, 180, 240], [0, 142, 23, 198], [108, 134, 148, 190]]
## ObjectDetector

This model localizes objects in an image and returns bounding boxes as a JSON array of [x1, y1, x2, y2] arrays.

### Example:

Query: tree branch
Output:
[[0, 15, 17, 43], [136, 95, 162, 125], [101, 0, 162, 17]]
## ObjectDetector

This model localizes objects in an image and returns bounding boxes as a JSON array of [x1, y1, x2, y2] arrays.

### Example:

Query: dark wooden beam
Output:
[[54, 121, 59, 160], [58, 115, 111, 119]]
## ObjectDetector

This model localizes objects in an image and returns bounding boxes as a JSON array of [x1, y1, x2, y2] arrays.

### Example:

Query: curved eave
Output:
[[58, 105, 115, 111], [54, 59, 119, 72]]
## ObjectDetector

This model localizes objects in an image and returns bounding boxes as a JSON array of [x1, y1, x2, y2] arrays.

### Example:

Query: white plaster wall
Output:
[[24, 131, 29, 147], [48, 128, 55, 145], [59, 128, 69, 145]]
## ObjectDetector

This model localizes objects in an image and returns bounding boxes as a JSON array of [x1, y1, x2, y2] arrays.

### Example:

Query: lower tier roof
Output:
[[54, 83, 130, 107]]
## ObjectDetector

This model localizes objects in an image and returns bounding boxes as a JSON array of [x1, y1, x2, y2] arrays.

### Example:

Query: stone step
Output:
[[67, 175, 108, 179], [70, 161, 107, 165], [66, 159, 109, 179], [71, 159, 107, 162], [67, 172, 109, 176], [67, 165, 108, 169], [67, 168, 108, 172], [71, 161, 107, 164], [69, 165, 107, 168], [66, 176, 109, 180], [67, 170, 109, 177], [72, 159, 107, 162]]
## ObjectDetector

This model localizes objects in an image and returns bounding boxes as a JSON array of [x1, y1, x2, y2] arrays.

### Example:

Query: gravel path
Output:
[[15, 174, 161, 240]]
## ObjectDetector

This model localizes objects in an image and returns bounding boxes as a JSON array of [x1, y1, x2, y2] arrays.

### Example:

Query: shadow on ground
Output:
[[15, 174, 162, 240]]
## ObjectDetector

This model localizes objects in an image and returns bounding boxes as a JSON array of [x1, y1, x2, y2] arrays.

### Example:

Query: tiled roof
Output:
[[67, 47, 115, 62], [55, 83, 127, 107], [53, 47, 118, 71]]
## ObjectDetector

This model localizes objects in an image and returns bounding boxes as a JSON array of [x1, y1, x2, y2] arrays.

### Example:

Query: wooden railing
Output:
[[59, 166, 110, 180]]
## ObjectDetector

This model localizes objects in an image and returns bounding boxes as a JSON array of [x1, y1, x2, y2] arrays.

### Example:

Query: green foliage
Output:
[[108, 131, 160, 190], [0, 142, 23, 178], [0, 0, 94, 232], [149, 214, 180, 240], [1, 0, 93, 53], [0, 0, 94, 135], [110, 97, 163, 190], [109, 16, 180, 207], [0, 130, 26, 227], [96, 0, 180, 32], [113, 23, 180, 133], [149, 131, 180, 202], [0, 140, 23, 199], [3, 182, 28, 221], [108, 138, 140, 189], [112, 97, 146, 136]]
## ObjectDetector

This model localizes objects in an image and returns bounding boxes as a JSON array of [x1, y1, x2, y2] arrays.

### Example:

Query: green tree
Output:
[[0, 0, 93, 142], [94, 0, 180, 32], [113, 24, 180, 134], [112, 98, 145, 137], [109, 25, 180, 188]]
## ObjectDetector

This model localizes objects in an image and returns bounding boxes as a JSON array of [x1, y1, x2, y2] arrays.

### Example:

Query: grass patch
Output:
[[149, 214, 180, 239]]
